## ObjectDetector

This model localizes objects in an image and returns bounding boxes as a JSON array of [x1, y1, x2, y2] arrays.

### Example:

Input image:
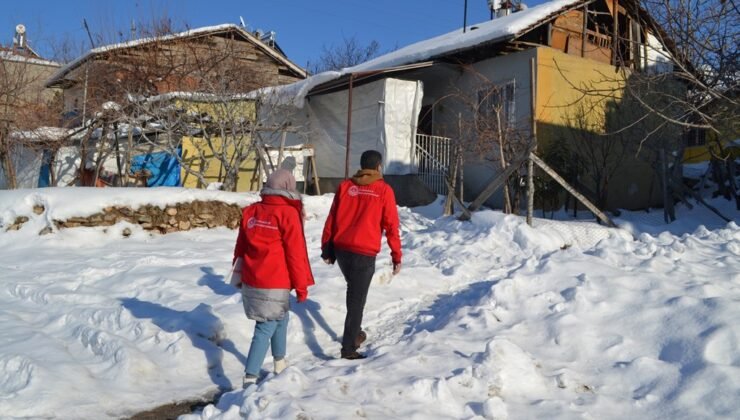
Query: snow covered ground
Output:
[[0, 188, 738, 419]]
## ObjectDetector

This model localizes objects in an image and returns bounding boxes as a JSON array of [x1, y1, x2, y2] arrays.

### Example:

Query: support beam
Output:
[[446, 177, 472, 220], [530, 153, 617, 227], [460, 154, 527, 220]]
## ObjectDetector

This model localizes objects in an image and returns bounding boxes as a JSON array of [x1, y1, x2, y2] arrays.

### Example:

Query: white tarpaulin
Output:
[[305, 78, 423, 178], [261, 147, 308, 182], [53, 146, 81, 187]]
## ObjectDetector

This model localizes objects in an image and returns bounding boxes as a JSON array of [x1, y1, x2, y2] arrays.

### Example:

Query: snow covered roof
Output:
[[45, 24, 307, 88], [0, 50, 60, 67], [11, 127, 73, 142], [267, 0, 583, 107], [132, 91, 258, 104], [349, 0, 582, 72]]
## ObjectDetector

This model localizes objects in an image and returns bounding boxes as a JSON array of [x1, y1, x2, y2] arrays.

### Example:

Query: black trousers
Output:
[[335, 249, 376, 353]]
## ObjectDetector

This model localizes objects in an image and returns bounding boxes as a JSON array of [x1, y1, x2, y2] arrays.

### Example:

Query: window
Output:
[[686, 128, 706, 147], [477, 80, 516, 129]]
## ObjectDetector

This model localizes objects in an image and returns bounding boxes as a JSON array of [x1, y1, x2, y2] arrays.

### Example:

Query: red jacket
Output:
[[322, 170, 402, 264], [233, 194, 314, 296]]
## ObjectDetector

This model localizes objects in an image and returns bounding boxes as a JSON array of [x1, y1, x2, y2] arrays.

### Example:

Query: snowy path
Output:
[[1, 189, 739, 419]]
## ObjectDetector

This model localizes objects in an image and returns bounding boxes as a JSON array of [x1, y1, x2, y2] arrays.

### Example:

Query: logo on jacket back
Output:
[[247, 217, 278, 230], [348, 185, 379, 198]]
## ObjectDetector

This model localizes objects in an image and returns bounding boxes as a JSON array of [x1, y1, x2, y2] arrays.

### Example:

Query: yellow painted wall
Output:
[[177, 98, 259, 191], [684, 137, 740, 163], [535, 47, 662, 209], [536, 47, 627, 131], [180, 136, 260, 191]]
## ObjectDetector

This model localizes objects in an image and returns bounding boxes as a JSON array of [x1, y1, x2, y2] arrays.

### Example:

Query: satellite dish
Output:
[[15, 24, 26, 34]]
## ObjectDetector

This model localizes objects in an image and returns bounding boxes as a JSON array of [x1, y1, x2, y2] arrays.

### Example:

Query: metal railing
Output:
[[415, 134, 452, 195]]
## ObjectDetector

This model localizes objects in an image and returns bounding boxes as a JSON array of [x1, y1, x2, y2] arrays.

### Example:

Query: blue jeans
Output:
[[244, 313, 289, 377]]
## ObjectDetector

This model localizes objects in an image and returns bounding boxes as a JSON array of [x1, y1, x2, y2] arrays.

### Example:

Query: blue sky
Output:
[[3, 0, 546, 68]]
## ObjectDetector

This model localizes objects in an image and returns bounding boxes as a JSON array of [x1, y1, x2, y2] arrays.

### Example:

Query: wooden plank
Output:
[[531, 154, 617, 227], [462, 154, 528, 217], [527, 57, 537, 226], [582, 5, 587, 58]]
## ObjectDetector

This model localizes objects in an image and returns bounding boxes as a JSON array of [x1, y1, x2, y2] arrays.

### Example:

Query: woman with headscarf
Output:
[[233, 169, 314, 387]]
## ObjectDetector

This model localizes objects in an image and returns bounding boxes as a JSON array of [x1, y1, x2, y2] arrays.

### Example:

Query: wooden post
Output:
[[254, 132, 274, 176], [611, 0, 619, 66], [581, 5, 587, 58], [527, 57, 537, 226], [458, 147, 464, 204], [660, 148, 675, 223], [114, 128, 123, 186], [344, 74, 354, 179], [303, 150, 309, 194], [457, 113, 464, 204], [49, 148, 58, 187], [527, 155, 535, 226], [310, 153, 321, 195], [277, 130, 287, 168], [0, 125, 18, 189], [124, 124, 134, 186], [530, 153, 617, 227], [446, 177, 472, 220], [445, 148, 460, 216], [462, 154, 527, 218]]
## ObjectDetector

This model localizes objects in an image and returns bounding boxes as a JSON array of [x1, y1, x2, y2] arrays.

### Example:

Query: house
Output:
[[0, 24, 62, 189], [42, 24, 306, 190], [262, 0, 685, 210]]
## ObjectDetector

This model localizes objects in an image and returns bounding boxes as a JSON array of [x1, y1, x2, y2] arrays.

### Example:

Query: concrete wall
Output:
[[411, 49, 537, 208]]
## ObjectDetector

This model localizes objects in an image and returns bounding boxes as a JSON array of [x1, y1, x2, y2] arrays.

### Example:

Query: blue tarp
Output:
[[38, 151, 52, 187], [129, 148, 181, 187]]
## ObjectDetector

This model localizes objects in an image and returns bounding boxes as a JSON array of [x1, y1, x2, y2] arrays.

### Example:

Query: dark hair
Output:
[[360, 150, 382, 170]]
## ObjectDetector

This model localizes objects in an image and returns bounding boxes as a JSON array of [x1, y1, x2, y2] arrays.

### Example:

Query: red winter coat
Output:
[[321, 170, 402, 264], [233, 193, 314, 297]]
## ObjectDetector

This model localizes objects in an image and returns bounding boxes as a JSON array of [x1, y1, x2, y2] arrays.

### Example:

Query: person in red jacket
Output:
[[233, 169, 314, 387], [321, 150, 402, 359]]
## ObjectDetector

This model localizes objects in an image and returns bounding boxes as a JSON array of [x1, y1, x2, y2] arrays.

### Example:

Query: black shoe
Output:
[[354, 330, 367, 348], [341, 350, 367, 360]]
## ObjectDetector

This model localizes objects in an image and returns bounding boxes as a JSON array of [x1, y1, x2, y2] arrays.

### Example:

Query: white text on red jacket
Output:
[[348, 185, 380, 198], [246, 217, 278, 230]]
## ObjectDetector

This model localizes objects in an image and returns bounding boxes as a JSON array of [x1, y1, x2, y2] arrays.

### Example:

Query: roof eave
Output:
[[45, 24, 307, 88]]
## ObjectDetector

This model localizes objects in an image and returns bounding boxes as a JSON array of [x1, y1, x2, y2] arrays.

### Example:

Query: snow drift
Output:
[[0, 189, 738, 419]]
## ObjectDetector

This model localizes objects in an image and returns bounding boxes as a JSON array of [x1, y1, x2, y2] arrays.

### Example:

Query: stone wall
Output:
[[5, 201, 243, 235]]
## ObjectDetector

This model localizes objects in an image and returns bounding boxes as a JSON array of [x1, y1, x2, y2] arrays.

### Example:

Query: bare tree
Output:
[[0, 46, 62, 188], [75, 23, 301, 191], [637, 0, 738, 134], [439, 66, 533, 214], [309, 36, 381, 74]]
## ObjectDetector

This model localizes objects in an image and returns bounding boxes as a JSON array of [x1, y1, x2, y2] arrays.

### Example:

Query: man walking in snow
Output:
[[321, 150, 402, 360]]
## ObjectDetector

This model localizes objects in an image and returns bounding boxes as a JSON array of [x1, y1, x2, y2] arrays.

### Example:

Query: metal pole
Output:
[[463, 0, 468, 33], [344, 74, 354, 179]]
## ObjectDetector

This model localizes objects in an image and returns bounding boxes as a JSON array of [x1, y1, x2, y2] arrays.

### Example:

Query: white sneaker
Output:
[[242, 374, 257, 389], [274, 358, 287, 374]]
